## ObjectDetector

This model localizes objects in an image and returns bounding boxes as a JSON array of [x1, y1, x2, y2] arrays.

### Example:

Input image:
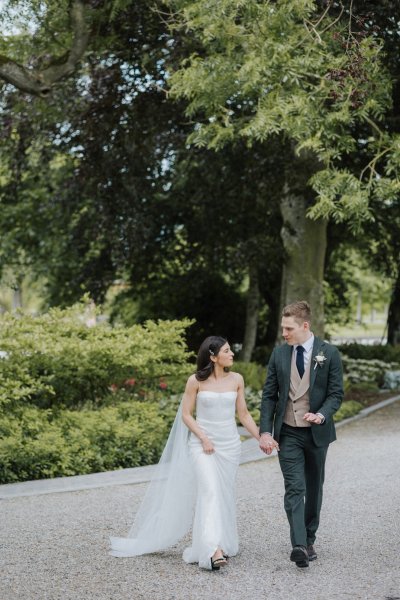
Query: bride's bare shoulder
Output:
[[229, 371, 244, 386], [185, 373, 199, 390]]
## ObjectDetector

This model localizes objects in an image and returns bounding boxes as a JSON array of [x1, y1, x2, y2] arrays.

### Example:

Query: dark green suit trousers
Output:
[[278, 423, 328, 547]]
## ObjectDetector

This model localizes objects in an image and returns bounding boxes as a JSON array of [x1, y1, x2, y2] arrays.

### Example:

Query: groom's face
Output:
[[281, 316, 311, 346]]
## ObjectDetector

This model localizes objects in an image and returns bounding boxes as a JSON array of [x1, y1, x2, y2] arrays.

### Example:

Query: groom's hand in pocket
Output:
[[259, 433, 279, 455]]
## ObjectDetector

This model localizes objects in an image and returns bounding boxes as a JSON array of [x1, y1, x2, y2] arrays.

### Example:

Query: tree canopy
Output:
[[167, 0, 398, 226], [0, 0, 398, 349]]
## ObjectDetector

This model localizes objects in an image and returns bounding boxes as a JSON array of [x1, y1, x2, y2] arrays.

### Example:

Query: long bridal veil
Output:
[[110, 401, 196, 557]]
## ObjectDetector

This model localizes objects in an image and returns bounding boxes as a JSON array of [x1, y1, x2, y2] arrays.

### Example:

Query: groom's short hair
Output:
[[282, 301, 311, 325]]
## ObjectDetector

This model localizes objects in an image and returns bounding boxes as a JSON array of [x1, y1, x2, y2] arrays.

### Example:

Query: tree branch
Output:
[[0, 57, 49, 96], [0, 0, 90, 97], [41, 0, 90, 84]]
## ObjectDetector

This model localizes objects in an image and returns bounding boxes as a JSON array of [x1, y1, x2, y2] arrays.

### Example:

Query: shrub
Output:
[[242, 387, 261, 423], [251, 345, 274, 366], [0, 304, 193, 410], [233, 361, 266, 390], [339, 343, 400, 365], [342, 356, 398, 387], [0, 402, 168, 484], [334, 400, 363, 422], [0, 305, 195, 483]]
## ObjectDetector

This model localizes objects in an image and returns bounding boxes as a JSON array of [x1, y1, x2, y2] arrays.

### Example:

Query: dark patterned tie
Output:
[[296, 345, 305, 378]]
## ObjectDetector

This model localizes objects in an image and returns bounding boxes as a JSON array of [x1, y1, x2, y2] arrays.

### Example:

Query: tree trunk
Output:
[[264, 288, 282, 346], [240, 265, 260, 362], [356, 289, 362, 324], [387, 278, 400, 345], [278, 162, 328, 340], [12, 287, 22, 312]]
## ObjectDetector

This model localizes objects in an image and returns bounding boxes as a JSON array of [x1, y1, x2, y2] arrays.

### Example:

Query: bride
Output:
[[110, 335, 260, 570]]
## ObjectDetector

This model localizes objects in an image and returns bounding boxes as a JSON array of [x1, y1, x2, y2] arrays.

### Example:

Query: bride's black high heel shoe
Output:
[[211, 556, 227, 570], [211, 558, 220, 571]]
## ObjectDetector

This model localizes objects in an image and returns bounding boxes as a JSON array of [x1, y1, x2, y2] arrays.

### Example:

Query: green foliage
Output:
[[308, 169, 373, 229], [112, 270, 247, 352], [0, 304, 194, 483], [324, 246, 393, 327], [0, 303, 193, 410], [242, 387, 261, 424], [333, 400, 363, 422], [339, 343, 400, 364], [233, 361, 265, 391], [342, 355, 398, 387], [0, 402, 168, 484], [168, 0, 396, 227], [231, 361, 264, 423], [0, 0, 187, 307], [252, 345, 274, 366]]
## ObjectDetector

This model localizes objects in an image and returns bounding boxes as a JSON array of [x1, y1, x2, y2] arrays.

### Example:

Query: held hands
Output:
[[201, 436, 215, 454], [303, 412, 322, 425], [259, 433, 280, 455]]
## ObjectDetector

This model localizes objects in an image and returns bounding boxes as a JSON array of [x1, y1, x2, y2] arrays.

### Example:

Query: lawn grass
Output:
[[327, 320, 387, 341]]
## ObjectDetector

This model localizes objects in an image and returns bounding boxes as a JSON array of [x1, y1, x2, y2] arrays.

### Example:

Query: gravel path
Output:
[[1, 400, 400, 600]]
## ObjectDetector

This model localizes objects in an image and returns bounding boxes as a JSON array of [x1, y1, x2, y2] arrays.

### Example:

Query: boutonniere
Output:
[[313, 351, 327, 370]]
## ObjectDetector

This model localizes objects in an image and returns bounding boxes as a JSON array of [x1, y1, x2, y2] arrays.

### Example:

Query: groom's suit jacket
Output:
[[260, 336, 344, 447]]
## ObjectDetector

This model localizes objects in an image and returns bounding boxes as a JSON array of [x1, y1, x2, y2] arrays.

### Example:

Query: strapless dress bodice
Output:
[[195, 390, 237, 423], [189, 390, 241, 461]]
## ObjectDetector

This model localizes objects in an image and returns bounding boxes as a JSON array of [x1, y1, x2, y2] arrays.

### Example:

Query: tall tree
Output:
[[0, 0, 285, 353], [0, 1, 187, 304], [167, 0, 397, 337], [1, 0, 398, 348]]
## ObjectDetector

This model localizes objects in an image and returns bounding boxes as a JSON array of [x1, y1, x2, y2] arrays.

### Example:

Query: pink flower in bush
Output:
[[110, 384, 118, 393], [159, 380, 168, 390], [124, 378, 136, 387]]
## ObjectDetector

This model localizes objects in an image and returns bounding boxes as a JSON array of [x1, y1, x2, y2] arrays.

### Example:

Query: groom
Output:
[[259, 301, 343, 568]]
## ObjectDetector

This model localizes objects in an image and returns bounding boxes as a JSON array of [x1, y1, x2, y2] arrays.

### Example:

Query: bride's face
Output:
[[215, 342, 234, 368]]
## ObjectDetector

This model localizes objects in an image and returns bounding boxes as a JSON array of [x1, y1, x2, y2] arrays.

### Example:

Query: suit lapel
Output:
[[310, 336, 323, 393], [281, 343, 292, 402], [282, 343, 292, 375]]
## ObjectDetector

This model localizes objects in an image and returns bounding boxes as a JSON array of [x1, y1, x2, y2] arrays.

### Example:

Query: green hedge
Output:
[[233, 361, 266, 390], [0, 305, 195, 483], [339, 343, 400, 364], [333, 400, 363, 422], [0, 402, 168, 484], [0, 304, 193, 410]]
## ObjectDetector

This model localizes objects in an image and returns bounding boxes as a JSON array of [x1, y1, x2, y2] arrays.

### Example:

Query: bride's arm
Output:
[[235, 374, 260, 440], [182, 375, 215, 454]]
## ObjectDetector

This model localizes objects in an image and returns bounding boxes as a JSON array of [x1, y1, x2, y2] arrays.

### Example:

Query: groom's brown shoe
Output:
[[307, 545, 317, 561], [290, 545, 309, 568]]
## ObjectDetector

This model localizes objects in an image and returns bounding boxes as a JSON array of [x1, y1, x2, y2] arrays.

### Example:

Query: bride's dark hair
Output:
[[195, 335, 228, 381]]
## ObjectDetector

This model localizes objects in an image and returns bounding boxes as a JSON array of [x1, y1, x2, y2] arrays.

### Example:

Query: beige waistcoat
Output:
[[283, 348, 312, 428]]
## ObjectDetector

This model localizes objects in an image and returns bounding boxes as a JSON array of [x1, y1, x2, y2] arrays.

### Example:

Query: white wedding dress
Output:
[[110, 390, 241, 570], [183, 390, 241, 568]]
